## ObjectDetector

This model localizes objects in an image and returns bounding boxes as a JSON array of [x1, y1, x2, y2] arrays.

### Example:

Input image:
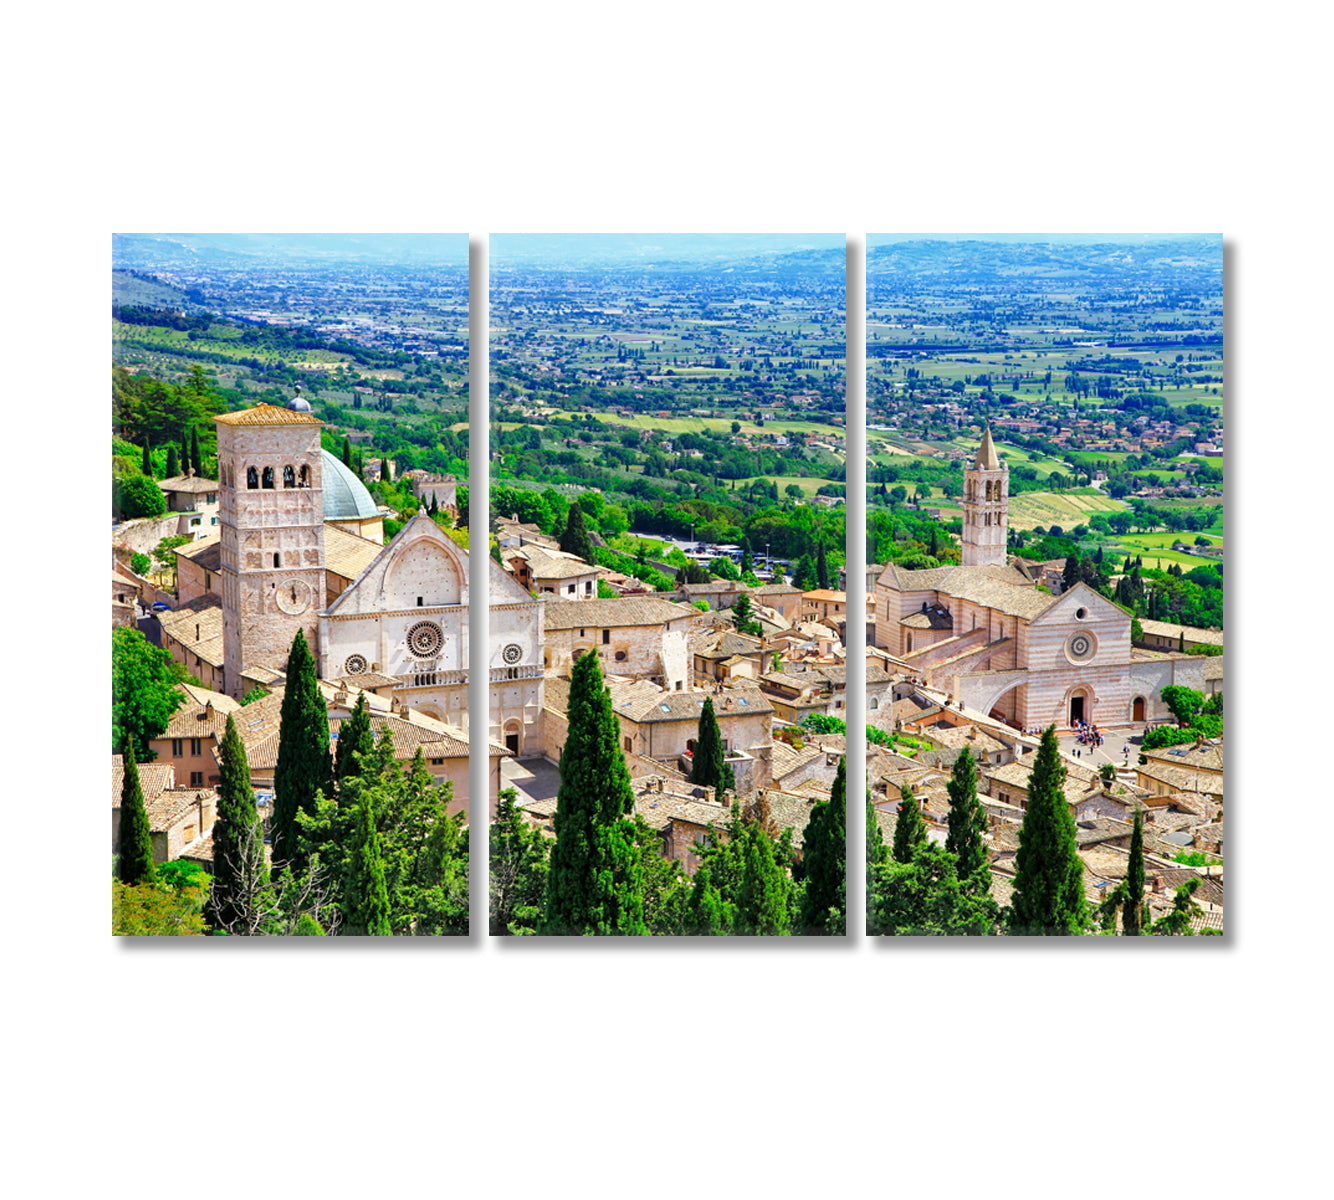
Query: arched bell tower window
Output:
[[273, 552, 281, 568], [262, 466, 275, 489], [299, 464, 310, 488], [247, 467, 259, 490], [283, 465, 295, 488]]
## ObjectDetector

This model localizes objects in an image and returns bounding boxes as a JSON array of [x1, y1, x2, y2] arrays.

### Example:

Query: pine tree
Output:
[[558, 500, 595, 563], [116, 742, 156, 887], [1063, 552, 1081, 591], [490, 788, 550, 935], [798, 754, 846, 933], [684, 866, 732, 935], [892, 784, 927, 864], [1123, 807, 1146, 936], [272, 630, 334, 873], [945, 747, 990, 893], [334, 691, 375, 786], [208, 713, 263, 932], [542, 651, 645, 934], [1008, 726, 1089, 935]]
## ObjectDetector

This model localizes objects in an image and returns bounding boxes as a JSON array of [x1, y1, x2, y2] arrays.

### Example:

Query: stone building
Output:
[[874, 426, 1221, 731], [539, 596, 694, 689]]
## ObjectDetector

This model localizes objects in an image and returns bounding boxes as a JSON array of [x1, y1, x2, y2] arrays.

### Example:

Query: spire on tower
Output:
[[975, 423, 1002, 471]]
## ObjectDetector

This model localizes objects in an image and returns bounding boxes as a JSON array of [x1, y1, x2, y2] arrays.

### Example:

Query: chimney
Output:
[[1152, 876, 1164, 894], [204, 700, 214, 722]]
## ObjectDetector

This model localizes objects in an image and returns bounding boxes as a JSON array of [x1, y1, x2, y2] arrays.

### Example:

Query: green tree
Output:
[[490, 788, 550, 935], [816, 538, 830, 590], [112, 627, 185, 761], [189, 427, 202, 476], [1160, 684, 1205, 727], [871, 840, 998, 935], [207, 713, 265, 933], [684, 865, 733, 935], [945, 747, 989, 894], [272, 630, 334, 873], [113, 474, 167, 520], [141, 441, 153, 477], [798, 755, 846, 933], [737, 823, 789, 935], [892, 783, 927, 864], [334, 691, 375, 786], [1123, 808, 1146, 936], [165, 444, 179, 478], [542, 651, 645, 934], [691, 696, 734, 801], [1007, 726, 1089, 935], [1149, 876, 1208, 935], [116, 743, 156, 887], [343, 789, 393, 935], [792, 553, 819, 591], [558, 499, 596, 563]]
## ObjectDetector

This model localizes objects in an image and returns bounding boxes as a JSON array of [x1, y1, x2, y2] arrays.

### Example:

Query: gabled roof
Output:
[[216, 402, 321, 427]]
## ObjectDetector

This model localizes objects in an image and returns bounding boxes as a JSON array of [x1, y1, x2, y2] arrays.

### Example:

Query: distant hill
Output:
[[112, 269, 198, 309], [866, 236, 1222, 292], [112, 232, 468, 270]]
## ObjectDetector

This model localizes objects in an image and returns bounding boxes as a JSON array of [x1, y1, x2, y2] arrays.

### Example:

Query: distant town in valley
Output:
[[109, 233, 1221, 938]]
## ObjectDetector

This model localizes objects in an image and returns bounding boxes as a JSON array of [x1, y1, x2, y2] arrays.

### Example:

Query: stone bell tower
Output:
[[215, 392, 327, 698], [960, 423, 1009, 568]]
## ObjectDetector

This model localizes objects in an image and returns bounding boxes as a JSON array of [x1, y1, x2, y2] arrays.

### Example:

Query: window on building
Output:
[[262, 466, 274, 489], [190, 738, 202, 756], [189, 772, 203, 787], [602, 630, 610, 644], [246, 467, 258, 489], [299, 465, 309, 488], [171, 739, 183, 757], [273, 553, 281, 568]]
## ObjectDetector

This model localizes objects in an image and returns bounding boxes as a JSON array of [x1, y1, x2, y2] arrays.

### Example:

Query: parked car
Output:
[[151, 600, 172, 612]]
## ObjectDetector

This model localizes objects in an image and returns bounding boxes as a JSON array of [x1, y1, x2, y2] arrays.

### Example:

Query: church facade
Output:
[[875, 427, 1215, 731], [214, 399, 546, 798]]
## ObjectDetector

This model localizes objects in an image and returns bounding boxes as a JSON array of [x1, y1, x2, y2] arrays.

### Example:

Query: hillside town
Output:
[[113, 397, 1222, 935]]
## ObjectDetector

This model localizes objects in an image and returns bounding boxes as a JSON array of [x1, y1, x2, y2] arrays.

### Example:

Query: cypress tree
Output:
[[344, 790, 392, 935], [165, 445, 179, 478], [892, 783, 927, 864], [945, 747, 990, 893], [180, 434, 190, 476], [208, 713, 263, 932], [737, 825, 788, 935], [691, 696, 733, 801], [341, 437, 352, 467], [684, 866, 731, 935], [142, 441, 153, 478], [1123, 808, 1146, 936], [189, 427, 202, 476], [116, 742, 156, 887], [334, 691, 375, 786], [1008, 725, 1089, 935], [558, 500, 595, 563], [816, 538, 830, 589], [799, 754, 846, 933], [272, 629, 334, 873], [1063, 552, 1081, 591], [543, 650, 645, 934]]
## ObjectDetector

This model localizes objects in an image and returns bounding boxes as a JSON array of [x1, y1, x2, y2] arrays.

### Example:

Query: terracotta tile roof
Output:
[[324, 524, 383, 581], [542, 596, 695, 631], [161, 683, 242, 740], [1138, 618, 1223, 646], [145, 788, 214, 831], [216, 402, 321, 426], [176, 536, 222, 565], [112, 756, 176, 807], [158, 474, 219, 494], [613, 683, 774, 724]]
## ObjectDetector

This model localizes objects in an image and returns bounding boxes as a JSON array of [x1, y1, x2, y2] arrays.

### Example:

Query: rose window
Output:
[[407, 621, 444, 658]]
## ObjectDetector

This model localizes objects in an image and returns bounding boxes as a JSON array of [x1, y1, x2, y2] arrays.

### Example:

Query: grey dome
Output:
[[321, 449, 380, 519]]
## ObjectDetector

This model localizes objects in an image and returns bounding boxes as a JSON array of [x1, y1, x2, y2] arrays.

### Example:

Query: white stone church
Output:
[[874, 427, 1218, 731], [214, 398, 546, 798]]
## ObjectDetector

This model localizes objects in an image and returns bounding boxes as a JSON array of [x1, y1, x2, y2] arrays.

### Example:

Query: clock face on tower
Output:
[[274, 578, 312, 615]]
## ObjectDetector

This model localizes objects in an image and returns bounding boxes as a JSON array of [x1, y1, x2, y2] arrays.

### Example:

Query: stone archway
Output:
[[1132, 695, 1146, 722], [504, 720, 522, 757]]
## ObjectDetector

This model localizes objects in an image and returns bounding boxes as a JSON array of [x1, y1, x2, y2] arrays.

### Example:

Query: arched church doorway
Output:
[[1132, 696, 1146, 722], [1070, 692, 1087, 726], [504, 720, 521, 757]]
